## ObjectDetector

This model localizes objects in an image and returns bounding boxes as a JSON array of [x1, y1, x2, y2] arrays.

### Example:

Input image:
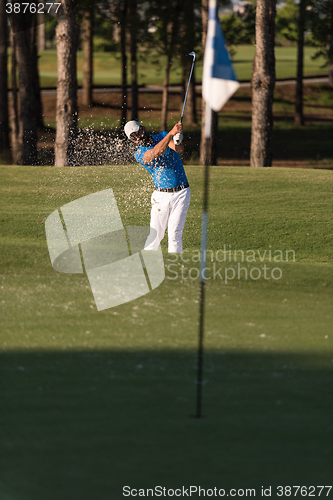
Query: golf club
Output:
[[174, 51, 196, 145]]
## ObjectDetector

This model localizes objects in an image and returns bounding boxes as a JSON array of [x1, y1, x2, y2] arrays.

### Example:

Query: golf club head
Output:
[[189, 51, 196, 61]]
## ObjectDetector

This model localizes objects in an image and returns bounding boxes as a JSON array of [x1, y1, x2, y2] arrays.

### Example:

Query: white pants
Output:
[[144, 187, 191, 253]]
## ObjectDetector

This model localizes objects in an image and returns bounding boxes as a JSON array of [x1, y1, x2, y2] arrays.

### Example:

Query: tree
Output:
[[221, 3, 256, 54], [38, 2, 46, 52], [309, 0, 333, 87], [275, 0, 298, 45], [32, 14, 44, 129], [9, 29, 19, 162], [11, 5, 38, 165], [109, 0, 142, 124], [250, 0, 277, 167], [274, 0, 307, 125], [129, 0, 138, 120], [82, 4, 94, 107], [0, 0, 9, 151], [110, 0, 121, 42], [55, 0, 79, 166], [200, 0, 218, 166], [160, 2, 182, 130], [295, 0, 306, 126], [119, 0, 128, 127], [147, 1, 183, 130], [179, 0, 200, 126]]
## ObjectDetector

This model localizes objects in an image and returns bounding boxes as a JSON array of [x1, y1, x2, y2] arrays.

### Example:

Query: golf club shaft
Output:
[[180, 56, 196, 123]]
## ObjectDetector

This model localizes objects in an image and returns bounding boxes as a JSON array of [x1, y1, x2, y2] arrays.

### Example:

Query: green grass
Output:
[[232, 45, 328, 81], [8, 46, 328, 88], [0, 165, 332, 499]]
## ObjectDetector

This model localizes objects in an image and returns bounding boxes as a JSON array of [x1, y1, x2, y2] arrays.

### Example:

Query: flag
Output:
[[202, 0, 240, 113], [195, 0, 241, 418]]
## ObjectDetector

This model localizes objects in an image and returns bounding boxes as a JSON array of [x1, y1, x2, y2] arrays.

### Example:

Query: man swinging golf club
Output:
[[125, 51, 195, 254], [125, 120, 190, 253]]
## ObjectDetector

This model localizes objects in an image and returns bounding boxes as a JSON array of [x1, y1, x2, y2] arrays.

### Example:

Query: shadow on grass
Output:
[[90, 102, 162, 112], [0, 350, 331, 499], [230, 96, 252, 103], [304, 103, 333, 110], [32, 116, 333, 167], [184, 122, 333, 165], [273, 97, 294, 105]]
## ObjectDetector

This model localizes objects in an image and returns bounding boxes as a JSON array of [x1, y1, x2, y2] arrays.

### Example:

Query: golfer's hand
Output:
[[170, 122, 183, 137], [173, 133, 183, 146]]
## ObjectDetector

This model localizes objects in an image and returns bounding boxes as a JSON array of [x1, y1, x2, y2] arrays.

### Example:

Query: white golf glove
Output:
[[173, 133, 183, 146]]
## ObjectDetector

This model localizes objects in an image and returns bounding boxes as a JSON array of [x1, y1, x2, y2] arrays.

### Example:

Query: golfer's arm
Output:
[[169, 139, 184, 154], [142, 132, 173, 164]]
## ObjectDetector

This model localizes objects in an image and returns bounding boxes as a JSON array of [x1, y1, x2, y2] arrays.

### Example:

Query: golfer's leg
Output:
[[144, 191, 170, 250], [167, 188, 191, 253]]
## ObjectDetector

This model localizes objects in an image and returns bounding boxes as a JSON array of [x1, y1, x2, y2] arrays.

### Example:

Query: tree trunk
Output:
[[183, 64, 197, 126], [9, 30, 19, 163], [120, 0, 128, 127], [200, 105, 218, 166], [328, 1, 333, 88], [295, 0, 305, 126], [110, 0, 121, 42], [250, 0, 277, 167], [32, 16, 44, 129], [38, 2, 46, 52], [82, 7, 93, 107], [182, 0, 197, 126], [11, 9, 38, 165], [200, 0, 217, 166], [0, 0, 9, 150], [160, 3, 181, 131], [129, 0, 138, 121], [161, 58, 171, 131], [55, 0, 78, 167]]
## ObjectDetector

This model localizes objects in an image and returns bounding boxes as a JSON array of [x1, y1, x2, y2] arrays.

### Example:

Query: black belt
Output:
[[155, 183, 189, 193]]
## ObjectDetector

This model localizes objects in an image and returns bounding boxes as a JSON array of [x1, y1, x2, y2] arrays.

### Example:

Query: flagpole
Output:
[[195, 0, 239, 418], [195, 100, 212, 419]]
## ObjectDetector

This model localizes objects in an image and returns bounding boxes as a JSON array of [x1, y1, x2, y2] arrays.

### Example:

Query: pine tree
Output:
[[250, 0, 277, 167], [55, 0, 78, 167]]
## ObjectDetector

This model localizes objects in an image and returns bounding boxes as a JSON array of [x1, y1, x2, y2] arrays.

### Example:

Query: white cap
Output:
[[124, 120, 141, 139]]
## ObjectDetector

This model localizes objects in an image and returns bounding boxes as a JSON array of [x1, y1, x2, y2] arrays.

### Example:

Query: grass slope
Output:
[[0, 165, 332, 499]]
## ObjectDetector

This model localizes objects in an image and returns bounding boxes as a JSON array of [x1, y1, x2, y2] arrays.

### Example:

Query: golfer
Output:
[[125, 120, 190, 253]]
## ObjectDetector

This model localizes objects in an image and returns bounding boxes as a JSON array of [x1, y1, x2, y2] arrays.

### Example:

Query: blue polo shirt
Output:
[[135, 132, 188, 189]]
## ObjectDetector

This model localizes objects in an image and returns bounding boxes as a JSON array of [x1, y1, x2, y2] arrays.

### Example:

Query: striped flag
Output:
[[202, 0, 240, 115]]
